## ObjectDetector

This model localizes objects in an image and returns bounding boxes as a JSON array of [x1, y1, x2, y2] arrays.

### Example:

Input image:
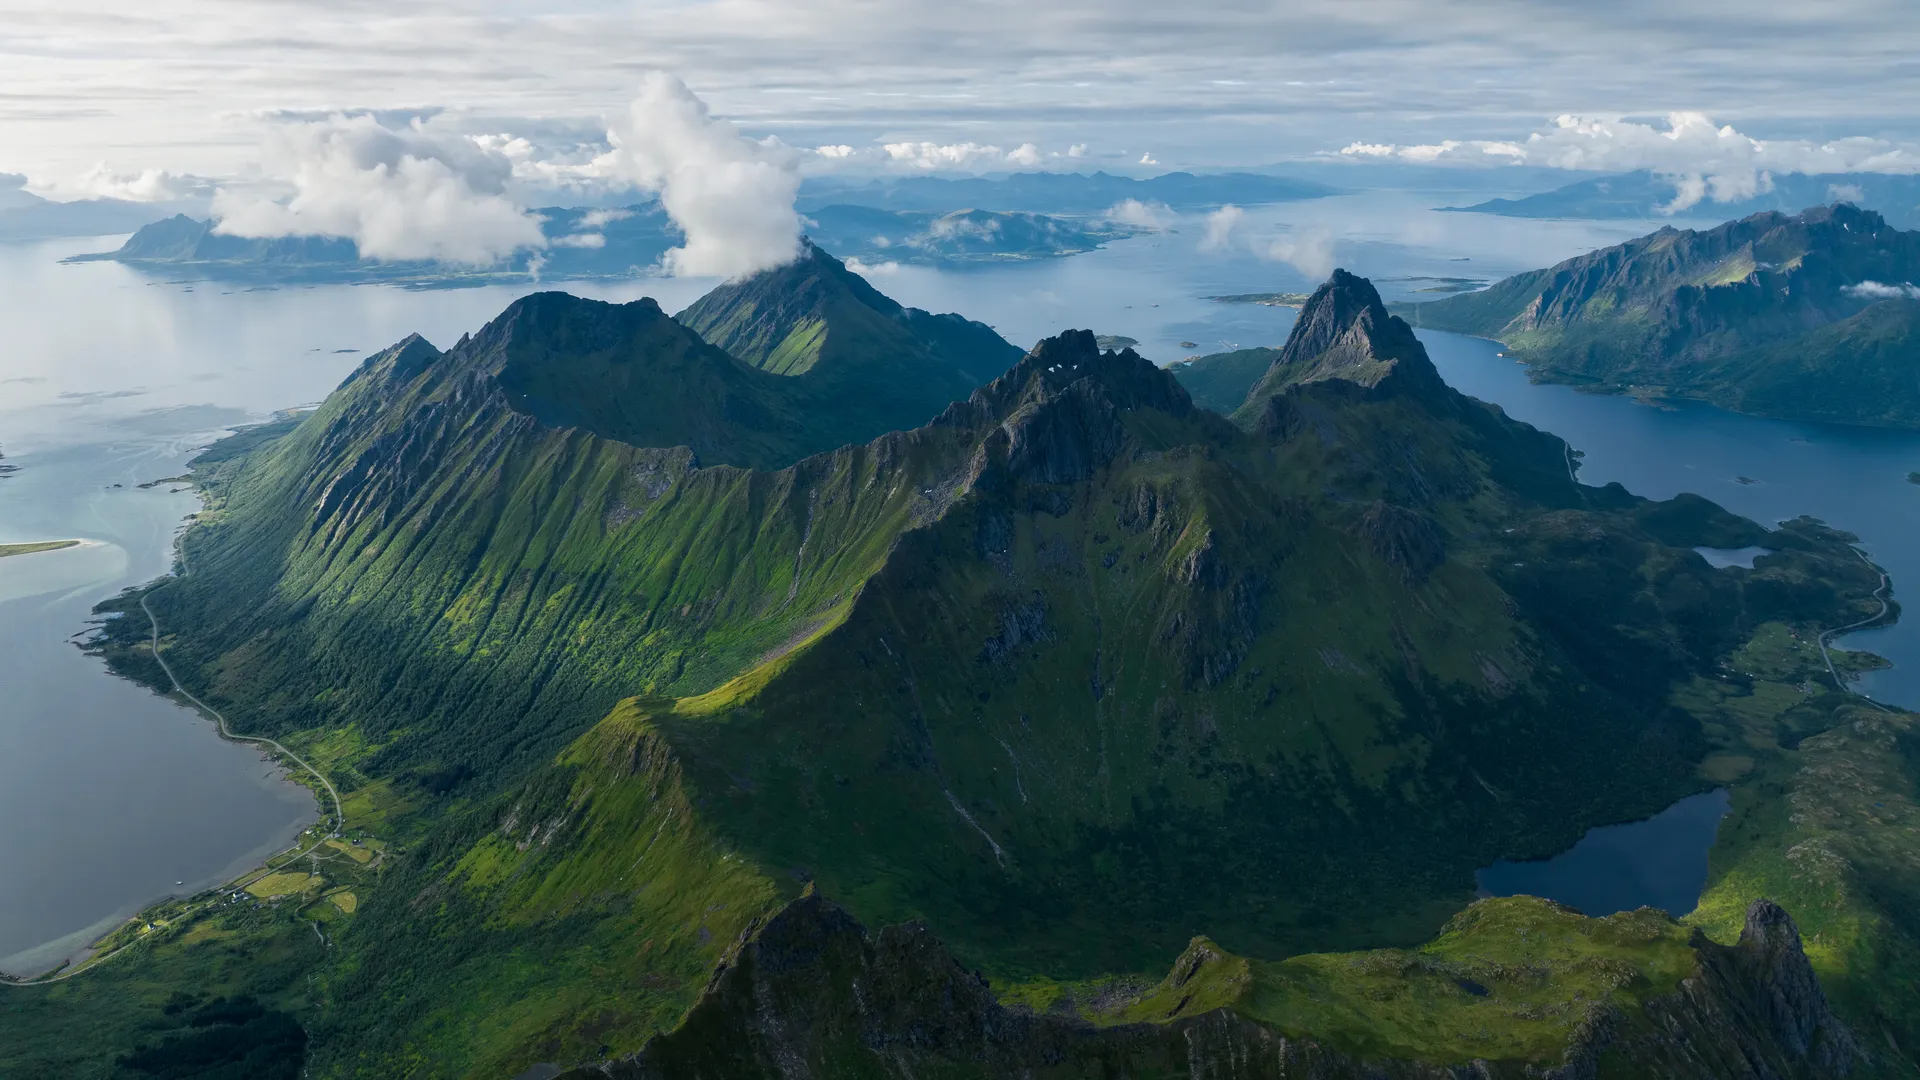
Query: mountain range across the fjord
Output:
[[3, 240, 1913, 1079], [1393, 203, 1920, 430]]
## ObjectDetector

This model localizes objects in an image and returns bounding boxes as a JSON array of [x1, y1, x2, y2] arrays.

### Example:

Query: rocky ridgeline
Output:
[[563, 895, 1857, 1080]]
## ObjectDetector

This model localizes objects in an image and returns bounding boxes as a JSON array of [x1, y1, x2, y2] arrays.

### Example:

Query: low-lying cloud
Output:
[[212, 115, 545, 264], [1106, 198, 1174, 229], [1845, 280, 1920, 300], [1198, 204, 1335, 276], [599, 72, 802, 278], [1342, 112, 1920, 212]]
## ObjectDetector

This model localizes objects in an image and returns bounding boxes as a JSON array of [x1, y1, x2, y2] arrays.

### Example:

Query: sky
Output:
[[6, 0, 1919, 272]]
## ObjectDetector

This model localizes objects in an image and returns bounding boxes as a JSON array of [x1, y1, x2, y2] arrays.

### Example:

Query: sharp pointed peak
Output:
[[1238, 269, 1446, 408]]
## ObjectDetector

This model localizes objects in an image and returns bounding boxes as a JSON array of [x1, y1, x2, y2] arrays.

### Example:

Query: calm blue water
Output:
[[1476, 790, 1732, 917], [1417, 331, 1920, 706]]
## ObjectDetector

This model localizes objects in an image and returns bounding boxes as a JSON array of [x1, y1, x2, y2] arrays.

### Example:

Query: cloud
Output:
[[1199, 204, 1242, 252], [578, 208, 633, 230], [1007, 142, 1042, 167], [38, 164, 215, 203], [1829, 182, 1866, 204], [1067, 144, 1089, 158], [1844, 280, 1920, 300], [599, 72, 802, 278], [1342, 112, 1920, 211], [551, 232, 608, 249], [1139, 152, 1159, 165], [815, 144, 854, 159], [1105, 198, 1174, 229], [844, 256, 900, 275], [211, 114, 545, 264], [883, 142, 1012, 171], [1197, 204, 1335, 274], [1261, 227, 1335, 278]]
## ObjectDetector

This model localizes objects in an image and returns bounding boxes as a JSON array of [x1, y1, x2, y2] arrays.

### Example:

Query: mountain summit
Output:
[[1238, 268, 1445, 410]]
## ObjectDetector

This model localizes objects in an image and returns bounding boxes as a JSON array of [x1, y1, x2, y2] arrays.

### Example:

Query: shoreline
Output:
[[0, 539, 83, 559], [0, 447, 343, 986]]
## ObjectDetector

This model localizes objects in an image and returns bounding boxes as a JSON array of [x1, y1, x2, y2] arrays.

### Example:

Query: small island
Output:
[[0, 540, 80, 559], [1095, 334, 1140, 350], [1205, 291, 1312, 307], [1908, 471, 1920, 485]]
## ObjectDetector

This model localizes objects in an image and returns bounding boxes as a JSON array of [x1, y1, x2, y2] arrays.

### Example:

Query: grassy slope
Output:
[[16, 275, 1911, 1077], [1167, 346, 1280, 413]]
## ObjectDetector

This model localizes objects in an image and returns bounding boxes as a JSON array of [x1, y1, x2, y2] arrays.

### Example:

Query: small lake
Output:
[[1476, 790, 1732, 917]]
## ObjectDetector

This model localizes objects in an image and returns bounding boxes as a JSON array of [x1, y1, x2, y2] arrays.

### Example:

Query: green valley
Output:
[[6, 260, 1913, 1079]]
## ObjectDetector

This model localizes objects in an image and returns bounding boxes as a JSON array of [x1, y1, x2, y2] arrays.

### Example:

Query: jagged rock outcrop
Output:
[[561, 895, 1856, 1080], [1239, 268, 1449, 409]]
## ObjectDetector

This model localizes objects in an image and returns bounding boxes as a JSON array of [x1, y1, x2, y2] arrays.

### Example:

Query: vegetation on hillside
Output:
[[8, 267, 1909, 1078], [1402, 204, 1920, 428]]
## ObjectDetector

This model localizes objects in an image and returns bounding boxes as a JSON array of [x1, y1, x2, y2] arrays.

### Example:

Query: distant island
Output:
[[1442, 169, 1920, 229], [0, 540, 79, 559], [1400, 203, 1920, 429], [797, 169, 1338, 215], [68, 203, 1146, 286], [1094, 334, 1139, 349], [1205, 291, 1312, 307]]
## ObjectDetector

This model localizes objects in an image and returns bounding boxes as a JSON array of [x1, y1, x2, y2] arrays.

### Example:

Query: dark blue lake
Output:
[[1475, 789, 1732, 916]]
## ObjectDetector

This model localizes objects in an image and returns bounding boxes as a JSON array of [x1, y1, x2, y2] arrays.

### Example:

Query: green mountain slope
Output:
[[1401, 204, 1920, 428], [32, 270, 1908, 1079], [678, 239, 1020, 382], [1168, 345, 1280, 413]]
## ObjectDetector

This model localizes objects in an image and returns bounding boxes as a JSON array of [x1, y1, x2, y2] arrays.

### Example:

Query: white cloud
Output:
[[33, 164, 214, 203], [1844, 280, 1920, 300], [1139, 152, 1159, 165], [1197, 203, 1334, 275], [551, 232, 608, 249], [1829, 183, 1866, 204], [1342, 112, 1920, 211], [883, 141, 1009, 171], [577, 207, 633, 230], [1007, 142, 1042, 167], [211, 115, 544, 264], [1261, 227, 1335, 278], [814, 144, 855, 159], [1105, 198, 1174, 229], [1067, 144, 1089, 158], [1200, 204, 1242, 251], [844, 256, 900, 275], [598, 72, 802, 279]]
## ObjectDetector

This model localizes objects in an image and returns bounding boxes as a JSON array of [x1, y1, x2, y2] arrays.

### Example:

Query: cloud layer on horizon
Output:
[[1342, 112, 1920, 210], [7, 0, 1920, 187]]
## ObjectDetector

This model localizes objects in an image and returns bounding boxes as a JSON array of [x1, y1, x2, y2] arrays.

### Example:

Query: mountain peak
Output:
[[1236, 269, 1443, 414]]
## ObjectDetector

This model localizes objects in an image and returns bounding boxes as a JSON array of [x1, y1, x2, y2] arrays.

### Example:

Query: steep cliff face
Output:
[[561, 895, 1858, 1080], [1403, 204, 1920, 428]]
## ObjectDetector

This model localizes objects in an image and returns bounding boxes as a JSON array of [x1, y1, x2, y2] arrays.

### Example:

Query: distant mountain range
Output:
[[0, 180, 203, 242], [798, 169, 1339, 214], [39, 252, 1898, 1078], [1401, 203, 1920, 429], [1445, 170, 1920, 229], [67, 202, 1145, 284]]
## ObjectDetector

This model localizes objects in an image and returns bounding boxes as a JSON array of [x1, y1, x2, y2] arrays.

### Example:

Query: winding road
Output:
[[1815, 548, 1896, 712], [0, 585, 344, 987]]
